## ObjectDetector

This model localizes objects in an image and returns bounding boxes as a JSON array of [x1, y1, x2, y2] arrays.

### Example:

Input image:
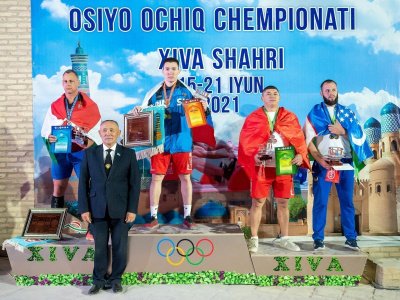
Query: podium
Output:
[[5, 224, 367, 286]]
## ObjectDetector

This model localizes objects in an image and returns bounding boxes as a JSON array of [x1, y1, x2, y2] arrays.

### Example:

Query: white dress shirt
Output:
[[102, 143, 117, 162]]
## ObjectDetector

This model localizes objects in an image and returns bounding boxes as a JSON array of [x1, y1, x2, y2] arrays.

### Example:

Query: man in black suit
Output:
[[78, 120, 140, 294]]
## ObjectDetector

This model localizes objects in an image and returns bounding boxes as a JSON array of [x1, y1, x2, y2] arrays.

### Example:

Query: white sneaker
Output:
[[248, 237, 258, 253], [273, 237, 301, 252]]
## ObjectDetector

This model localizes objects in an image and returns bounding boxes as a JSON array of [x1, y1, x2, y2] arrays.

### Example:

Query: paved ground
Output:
[[1, 256, 399, 300]]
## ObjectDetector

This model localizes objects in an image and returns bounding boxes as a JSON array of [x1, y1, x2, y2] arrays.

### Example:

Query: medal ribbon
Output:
[[324, 104, 339, 139], [263, 107, 279, 133], [65, 94, 79, 121], [163, 82, 177, 107], [329, 107, 336, 124]]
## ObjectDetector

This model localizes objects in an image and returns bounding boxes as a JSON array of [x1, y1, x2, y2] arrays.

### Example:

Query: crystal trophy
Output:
[[324, 147, 344, 166], [256, 143, 273, 167]]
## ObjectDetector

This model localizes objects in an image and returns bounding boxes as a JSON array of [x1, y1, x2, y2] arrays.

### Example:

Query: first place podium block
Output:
[[127, 223, 254, 273]]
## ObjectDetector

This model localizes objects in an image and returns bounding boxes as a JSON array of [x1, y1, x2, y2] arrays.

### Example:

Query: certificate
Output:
[[124, 112, 154, 147], [51, 125, 72, 153], [183, 99, 207, 128], [22, 208, 67, 240], [275, 146, 297, 175], [332, 164, 354, 171]]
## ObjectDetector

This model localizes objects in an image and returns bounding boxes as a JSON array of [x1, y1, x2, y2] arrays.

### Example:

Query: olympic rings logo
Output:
[[157, 238, 214, 266]]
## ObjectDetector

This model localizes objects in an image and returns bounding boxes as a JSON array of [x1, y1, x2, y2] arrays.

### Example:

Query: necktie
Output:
[[105, 149, 112, 176]]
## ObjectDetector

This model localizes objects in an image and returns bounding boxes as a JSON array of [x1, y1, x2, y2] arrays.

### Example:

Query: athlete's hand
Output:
[[200, 99, 208, 110], [48, 134, 57, 143], [129, 106, 142, 116], [317, 158, 331, 170], [291, 154, 303, 166], [328, 121, 346, 136]]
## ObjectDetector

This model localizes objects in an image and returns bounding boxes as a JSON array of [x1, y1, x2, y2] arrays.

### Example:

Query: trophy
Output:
[[64, 119, 90, 150], [324, 146, 344, 166], [256, 143, 273, 167]]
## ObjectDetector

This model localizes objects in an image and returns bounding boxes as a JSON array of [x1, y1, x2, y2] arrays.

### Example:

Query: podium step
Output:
[[252, 239, 367, 276]]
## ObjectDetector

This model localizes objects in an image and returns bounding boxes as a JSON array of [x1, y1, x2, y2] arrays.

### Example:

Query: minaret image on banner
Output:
[[71, 41, 90, 96]]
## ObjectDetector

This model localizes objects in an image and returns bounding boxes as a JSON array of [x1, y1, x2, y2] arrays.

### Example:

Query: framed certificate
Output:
[[275, 146, 297, 175], [124, 112, 154, 147], [22, 208, 67, 240], [183, 99, 207, 128], [51, 125, 72, 153]]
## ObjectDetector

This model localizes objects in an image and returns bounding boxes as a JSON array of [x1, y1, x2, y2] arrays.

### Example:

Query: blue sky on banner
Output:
[[32, 0, 400, 156]]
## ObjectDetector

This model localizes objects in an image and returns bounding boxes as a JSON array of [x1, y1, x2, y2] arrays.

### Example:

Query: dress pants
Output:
[[92, 214, 129, 286], [311, 159, 357, 241]]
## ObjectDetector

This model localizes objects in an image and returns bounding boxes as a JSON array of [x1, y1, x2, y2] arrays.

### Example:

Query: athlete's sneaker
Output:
[[345, 239, 360, 251], [248, 237, 259, 253], [273, 237, 301, 251], [144, 216, 159, 228], [182, 216, 195, 229], [313, 239, 325, 251]]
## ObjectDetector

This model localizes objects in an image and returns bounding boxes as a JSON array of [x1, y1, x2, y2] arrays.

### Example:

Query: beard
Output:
[[323, 95, 338, 106]]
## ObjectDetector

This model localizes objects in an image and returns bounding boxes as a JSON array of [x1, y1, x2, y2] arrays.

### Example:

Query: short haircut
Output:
[[320, 79, 337, 90], [63, 69, 79, 79], [262, 85, 279, 93], [161, 57, 179, 68], [101, 119, 119, 128]]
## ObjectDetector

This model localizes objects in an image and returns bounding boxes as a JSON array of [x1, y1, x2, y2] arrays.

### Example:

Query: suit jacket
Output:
[[78, 143, 140, 219]]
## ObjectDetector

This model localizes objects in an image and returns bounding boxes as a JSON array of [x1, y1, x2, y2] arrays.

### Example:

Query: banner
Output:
[[32, 0, 400, 206]]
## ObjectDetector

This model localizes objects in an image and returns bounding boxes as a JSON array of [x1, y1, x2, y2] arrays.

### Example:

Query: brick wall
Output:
[[0, 0, 34, 245]]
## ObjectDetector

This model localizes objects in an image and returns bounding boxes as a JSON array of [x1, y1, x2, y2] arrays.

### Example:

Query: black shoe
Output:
[[183, 216, 196, 229], [88, 284, 102, 295], [112, 282, 123, 293], [51, 195, 64, 208], [102, 282, 112, 290], [345, 239, 360, 251], [313, 240, 325, 251], [144, 216, 159, 228]]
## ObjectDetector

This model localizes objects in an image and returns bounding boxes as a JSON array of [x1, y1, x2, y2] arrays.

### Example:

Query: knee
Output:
[[276, 198, 288, 209], [179, 174, 191, 184], [152, 174, 164, 182], [53, 180, 68, 195], [251, 198, 266, 209]]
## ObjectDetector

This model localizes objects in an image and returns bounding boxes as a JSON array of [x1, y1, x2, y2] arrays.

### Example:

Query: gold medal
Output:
[[105, 163, 111, 169]]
